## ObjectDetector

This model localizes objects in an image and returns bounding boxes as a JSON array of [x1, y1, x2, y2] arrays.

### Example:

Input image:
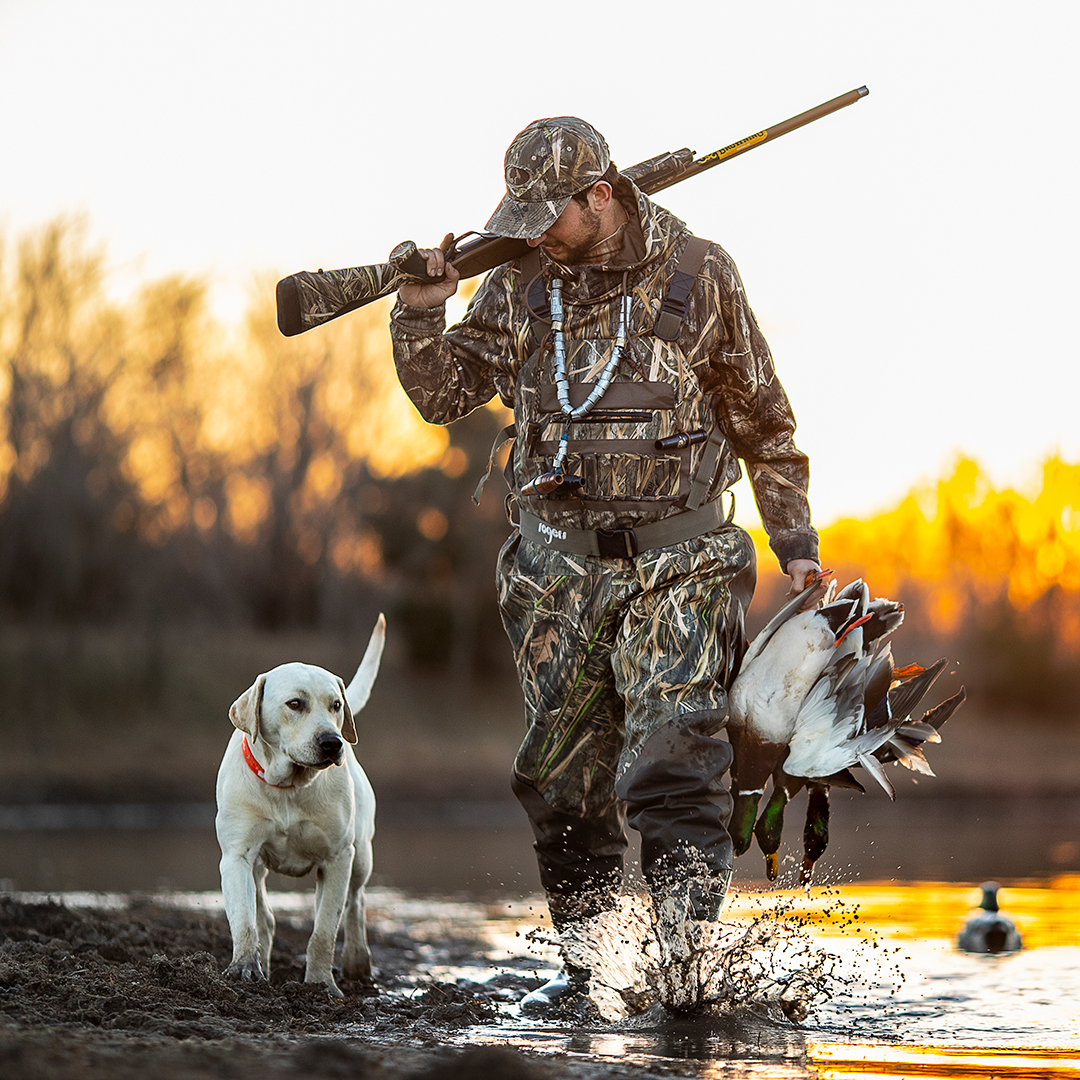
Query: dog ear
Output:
[[229, 674, 266, 739], [337, 677, 357, 744]]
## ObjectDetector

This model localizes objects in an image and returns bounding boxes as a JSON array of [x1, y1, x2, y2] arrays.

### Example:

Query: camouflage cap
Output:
[[485, 116, 611, 240]]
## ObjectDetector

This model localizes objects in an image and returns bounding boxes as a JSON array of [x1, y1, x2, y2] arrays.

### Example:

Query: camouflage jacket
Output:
[[389, 181, 818, 570]]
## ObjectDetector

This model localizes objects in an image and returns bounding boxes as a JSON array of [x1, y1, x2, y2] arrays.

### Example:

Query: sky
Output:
[[1, 0, 1078, 529]]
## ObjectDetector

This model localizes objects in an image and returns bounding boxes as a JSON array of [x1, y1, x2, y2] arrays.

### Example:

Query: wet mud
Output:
[[0, 894, 700, 1080]]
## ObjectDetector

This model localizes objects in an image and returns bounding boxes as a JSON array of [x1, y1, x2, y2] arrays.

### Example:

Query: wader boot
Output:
[[513, 777, 626, 1016], [519, 965, 594, 1017], [615, 711, 734, 921]]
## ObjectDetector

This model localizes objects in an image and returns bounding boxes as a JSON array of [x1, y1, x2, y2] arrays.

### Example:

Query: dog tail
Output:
[[346, 613, 386, 712]]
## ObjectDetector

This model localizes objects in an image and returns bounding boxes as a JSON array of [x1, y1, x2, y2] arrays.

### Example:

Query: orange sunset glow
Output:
[[3, 219, 1078, 666], [750, 456, 1080, 653]]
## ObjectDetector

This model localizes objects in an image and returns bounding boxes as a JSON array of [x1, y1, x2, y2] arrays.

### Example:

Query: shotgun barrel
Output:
[[276, 87, 868, 337]]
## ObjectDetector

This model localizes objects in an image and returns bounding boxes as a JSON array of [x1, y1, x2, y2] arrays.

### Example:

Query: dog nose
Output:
[[317, 732, 343, 760]]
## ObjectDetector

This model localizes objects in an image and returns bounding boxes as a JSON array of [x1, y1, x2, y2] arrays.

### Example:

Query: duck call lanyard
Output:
[[527, 274, 632, 496]]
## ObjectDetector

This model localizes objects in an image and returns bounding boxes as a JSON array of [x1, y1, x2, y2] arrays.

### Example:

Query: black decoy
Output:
[[957, 882, 1022, 953]]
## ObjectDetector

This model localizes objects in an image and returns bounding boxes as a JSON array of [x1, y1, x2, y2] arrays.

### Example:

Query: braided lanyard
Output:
[[548, 276, 631, 476]]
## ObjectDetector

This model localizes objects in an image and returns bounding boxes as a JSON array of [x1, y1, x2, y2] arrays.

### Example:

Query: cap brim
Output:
[[484, 192, 572, 239]]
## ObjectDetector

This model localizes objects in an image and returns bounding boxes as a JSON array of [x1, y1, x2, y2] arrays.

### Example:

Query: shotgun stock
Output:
[[276, 87, 867, 337]]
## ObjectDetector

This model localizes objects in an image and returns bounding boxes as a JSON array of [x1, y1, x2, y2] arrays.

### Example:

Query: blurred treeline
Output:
[[0, 219, 520, 800], [819, 455, 1080, 723], [0, 219, 1077, 801], [0, 219, 513, 656]]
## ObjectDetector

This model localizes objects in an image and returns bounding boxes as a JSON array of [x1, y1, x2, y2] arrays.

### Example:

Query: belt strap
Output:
[[518, 497, 733, 559]]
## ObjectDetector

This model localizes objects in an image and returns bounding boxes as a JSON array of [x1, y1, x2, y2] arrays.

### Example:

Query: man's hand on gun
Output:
[[398, 233, 461, 309]]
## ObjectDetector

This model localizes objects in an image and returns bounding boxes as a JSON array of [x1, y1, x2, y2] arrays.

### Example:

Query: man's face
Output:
[[526, 196, 603, 263]]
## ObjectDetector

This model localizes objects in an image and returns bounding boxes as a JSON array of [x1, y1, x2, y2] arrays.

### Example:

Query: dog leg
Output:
[[341, 838, 372, 981], [306, 849, 352, 997], [341, 886, 371, 982], [220, 853, 265, 981], [254, 864, 275, 978]]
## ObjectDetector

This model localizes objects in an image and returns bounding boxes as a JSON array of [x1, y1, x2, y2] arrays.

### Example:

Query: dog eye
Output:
[[330, 700, 342, 712], [286, 698, 305, 711]]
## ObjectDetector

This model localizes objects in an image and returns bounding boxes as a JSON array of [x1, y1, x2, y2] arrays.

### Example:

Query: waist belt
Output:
[[517, 496, 734, 560]]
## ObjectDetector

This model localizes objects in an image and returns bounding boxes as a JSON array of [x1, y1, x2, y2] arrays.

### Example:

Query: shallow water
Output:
[[12, 879, 1080, 1077], [3, 802, 1080, 1077], [376, 879, 1080, 1077], [2, 794, 1080, 895]]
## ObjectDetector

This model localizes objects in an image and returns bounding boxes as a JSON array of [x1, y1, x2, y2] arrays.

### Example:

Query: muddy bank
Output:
[[0, 895, 694, 1080]]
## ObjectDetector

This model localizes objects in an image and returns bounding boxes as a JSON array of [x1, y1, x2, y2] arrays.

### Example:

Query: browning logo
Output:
[[696, 129, 768, 167]]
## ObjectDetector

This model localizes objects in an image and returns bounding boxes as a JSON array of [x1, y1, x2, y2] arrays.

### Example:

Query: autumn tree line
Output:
[[0, 219, 513, 681], [2, 218, 1078, 723]]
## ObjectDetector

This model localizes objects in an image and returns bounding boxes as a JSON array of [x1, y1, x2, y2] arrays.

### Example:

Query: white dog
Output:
[[215, 615, 385, 998]]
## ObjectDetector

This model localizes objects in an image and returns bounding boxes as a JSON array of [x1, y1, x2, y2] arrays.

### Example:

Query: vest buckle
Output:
[[596, 527, 638, 559]]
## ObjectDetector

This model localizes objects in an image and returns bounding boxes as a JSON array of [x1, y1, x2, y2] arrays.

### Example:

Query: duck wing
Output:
[[876, 685, 967, 769], [885, 658, 948, 723], [862, 597, 905, 646], [782, 650, 911, 797], [737, 570, 836, 672]]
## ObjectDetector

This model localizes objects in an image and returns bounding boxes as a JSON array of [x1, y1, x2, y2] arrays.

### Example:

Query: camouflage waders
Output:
[[498, 524, 756, 926]]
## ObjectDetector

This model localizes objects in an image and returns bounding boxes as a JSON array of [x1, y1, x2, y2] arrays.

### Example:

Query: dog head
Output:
[[228, 615, 386, 771], [230, 663, 356, 769]]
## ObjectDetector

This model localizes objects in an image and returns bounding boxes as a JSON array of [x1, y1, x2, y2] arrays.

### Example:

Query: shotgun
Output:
[[276, 86, 868, 337]]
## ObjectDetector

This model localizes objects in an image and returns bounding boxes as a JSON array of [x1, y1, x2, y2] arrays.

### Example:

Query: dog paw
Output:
[[225, 958, 265, 981], [341, 959, 373, 983], [305, 973, 345, 1000]]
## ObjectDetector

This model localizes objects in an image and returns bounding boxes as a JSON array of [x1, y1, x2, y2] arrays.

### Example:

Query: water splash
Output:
[[546, 887, 871, 1022]]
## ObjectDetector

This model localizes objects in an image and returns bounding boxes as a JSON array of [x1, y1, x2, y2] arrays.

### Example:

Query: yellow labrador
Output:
[[215, 615, 384, 997]]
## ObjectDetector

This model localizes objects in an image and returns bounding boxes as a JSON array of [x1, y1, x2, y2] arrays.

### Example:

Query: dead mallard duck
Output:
[[728, 574, 965, 881]]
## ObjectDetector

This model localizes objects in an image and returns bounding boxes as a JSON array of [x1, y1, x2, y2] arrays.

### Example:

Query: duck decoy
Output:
[[957, 882, 1022, 953]]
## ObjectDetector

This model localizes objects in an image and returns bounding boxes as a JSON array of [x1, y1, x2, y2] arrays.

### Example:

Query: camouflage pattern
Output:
[[485, 117, 612, 240], [497, 524, 756, 818], [390, 178, 818, 570], [286, 243, 423, 334], [389, 173, 817, 897]]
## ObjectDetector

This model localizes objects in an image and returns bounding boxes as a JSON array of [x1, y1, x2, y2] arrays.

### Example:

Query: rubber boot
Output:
[[654, 862, 732, 921], [511, 777, 627, 1014], [512, 776, 627, 923], [519, 963, 593, 1017], [614, 711, 734, 920]]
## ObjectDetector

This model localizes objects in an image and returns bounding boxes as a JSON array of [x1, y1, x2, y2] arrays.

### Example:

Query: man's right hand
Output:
[[397, 233, 460, 308]]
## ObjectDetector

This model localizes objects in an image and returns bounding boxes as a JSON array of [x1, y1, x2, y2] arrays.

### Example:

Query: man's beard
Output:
[[560, 205, 604, 264]]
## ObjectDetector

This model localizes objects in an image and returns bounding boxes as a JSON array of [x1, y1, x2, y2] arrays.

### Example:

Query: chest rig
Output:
[[477, 236, 734, 559]]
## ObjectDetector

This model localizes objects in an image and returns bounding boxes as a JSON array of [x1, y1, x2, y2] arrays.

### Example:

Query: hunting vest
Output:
[[495, 236, 733, 552]]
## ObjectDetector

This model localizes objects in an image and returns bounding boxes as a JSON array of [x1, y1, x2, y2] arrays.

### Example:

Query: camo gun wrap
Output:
[[276, 243, 425, 336], [276, 152, 698, 337]]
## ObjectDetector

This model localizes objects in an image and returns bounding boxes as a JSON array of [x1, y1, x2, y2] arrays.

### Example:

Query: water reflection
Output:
[[484, 1013, 813, 1078], [807, 1043, 1080, 1079], [435, 880, 1080, 1076], [1, 795, 1079, 895]]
